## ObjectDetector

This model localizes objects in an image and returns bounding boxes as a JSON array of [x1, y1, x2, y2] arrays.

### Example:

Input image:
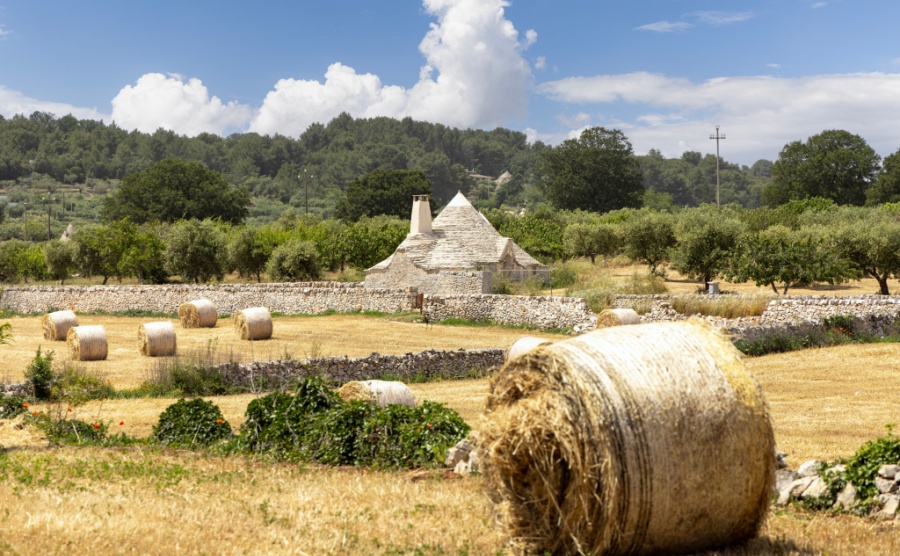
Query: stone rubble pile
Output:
[[774, 453, 900, 520], [445, 437, 480, 476]]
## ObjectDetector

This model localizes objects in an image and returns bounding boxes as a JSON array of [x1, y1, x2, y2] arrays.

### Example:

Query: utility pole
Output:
[[709, 125, 726, 207], [47, 186, 52, 241]]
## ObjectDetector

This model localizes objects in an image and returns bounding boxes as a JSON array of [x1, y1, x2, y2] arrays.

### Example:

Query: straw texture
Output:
[[178, 299, 217, 328], [505, 336, 552, 362], [67, 325, 108, 361], [595, 308, 641, 328], [234, 307, 273, 341], [138, 321, 177, 357], [338, 380, 416, 407], [41, 310, 78, 341], [479, 320, 774, 556]]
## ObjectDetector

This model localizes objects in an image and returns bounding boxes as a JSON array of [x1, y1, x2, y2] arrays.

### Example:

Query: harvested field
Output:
[[1, 316, 899, 554], [0, 314, 561, 390]]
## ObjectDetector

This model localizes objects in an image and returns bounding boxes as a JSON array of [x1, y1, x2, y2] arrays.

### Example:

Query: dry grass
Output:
[[0, 314, 561, 390], [2, 321, 899, 554]]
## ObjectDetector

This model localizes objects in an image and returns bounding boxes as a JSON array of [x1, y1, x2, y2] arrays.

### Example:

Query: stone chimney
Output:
[[410, 195, 432, 235]]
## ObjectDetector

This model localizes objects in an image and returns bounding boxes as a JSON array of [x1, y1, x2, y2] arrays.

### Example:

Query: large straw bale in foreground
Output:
[[338, 380, 416, 407], [67, 325, 108, 361], [479, 320, 774, 556], [138, 321, 177, 357], [41, 310, 78, 341], [595, 307, 641, 328], [178, 299, 217, 328], [234, 307, 273, 341], [505, 336, 552, 362]]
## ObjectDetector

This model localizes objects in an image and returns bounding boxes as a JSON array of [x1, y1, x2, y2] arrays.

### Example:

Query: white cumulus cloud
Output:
[[110, 73, 252, 136], [0, 85, 107, 120], [250, 0, 533, 136], [537, 72, 900, 164]]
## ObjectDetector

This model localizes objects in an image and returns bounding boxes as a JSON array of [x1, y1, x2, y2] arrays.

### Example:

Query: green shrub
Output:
[[356, 401, 471, 469], [239, 378, 341, 456], [24, 347, 55, 400], [0, 394, 27, 419], [54, 366, 115, 404], [843, 428, 900, 501], [733, 323, 828, 356], [40, 417, 109, 445], [491, 272, 512, 294], [266, 239, 320, 281], [238, 378, 470, 469], [153, 398, 233, 448], [550, 265, 578, 289]]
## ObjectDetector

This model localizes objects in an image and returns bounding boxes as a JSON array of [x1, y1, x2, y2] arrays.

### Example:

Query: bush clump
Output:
[[239, 377, 470, 468], [40, 417, 109, 445], [734, 314, 900, 356], [153, 398, 233, 448], [0, 394, 27, 419], [24, 347, 56, 400]]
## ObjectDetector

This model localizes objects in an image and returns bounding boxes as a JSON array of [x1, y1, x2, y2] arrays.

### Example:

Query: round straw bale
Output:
[[41, 310, 78, 341], [234, 307, 273, 341], [595, 307, 641, 328], [505, 336, 552, 362], [138, 321, 177, 357], [479, 320, 774, 556], [338, 380, 416, 407], [178, 299, 217, 328], [67, 325, 108, 361]]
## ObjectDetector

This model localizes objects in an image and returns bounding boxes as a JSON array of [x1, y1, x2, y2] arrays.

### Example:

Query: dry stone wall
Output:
[[208, 348, 505, 388], [421, 293, 596, 332], [0, 283, 415, 316]]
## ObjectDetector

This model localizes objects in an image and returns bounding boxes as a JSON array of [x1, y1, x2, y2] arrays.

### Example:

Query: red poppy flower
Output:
[[22, 403, 28, 408], [67, 407, 73, 412], [32, 411, 38, 416], [119, 421, 124, 426], [92, 423, 100, 430], [216, 419, 224, 424], [426, 423, 433, 429]]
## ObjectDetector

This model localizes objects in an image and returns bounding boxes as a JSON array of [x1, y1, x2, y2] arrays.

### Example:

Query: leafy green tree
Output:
[[43, 240, 77, 283], [101, 158, 249, 224], [669, 206, 745, 286], [499, 213, 565, 263], [119, 223, 168, 284], [725, 226, 855, 294], [228, 227, 270, 282], [536, 127, 644, 213], [341, 216, 407, 270], [765, 130, 880, 206], [166, 219, 227, 283], [563, 222, 621, 264], [73, 220, 137, 284], [334, 168, 431, 222], [867, 148, 900, 205], [831, 215, 900, 295], [622, 211, 676, 275], [266, 239, 320, 282]]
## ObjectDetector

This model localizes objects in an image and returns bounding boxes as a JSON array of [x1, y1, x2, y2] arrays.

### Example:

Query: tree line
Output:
[[7, 197, 900, 296]]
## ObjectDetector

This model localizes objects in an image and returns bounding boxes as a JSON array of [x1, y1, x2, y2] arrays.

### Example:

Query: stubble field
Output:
[[0, 289, 899, 553]]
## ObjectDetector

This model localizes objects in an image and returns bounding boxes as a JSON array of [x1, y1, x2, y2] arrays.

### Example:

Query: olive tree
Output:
[[166, 219, 228, 283]]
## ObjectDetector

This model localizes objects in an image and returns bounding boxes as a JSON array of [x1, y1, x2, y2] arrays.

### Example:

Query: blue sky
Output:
[[2, 0, 899, 166]]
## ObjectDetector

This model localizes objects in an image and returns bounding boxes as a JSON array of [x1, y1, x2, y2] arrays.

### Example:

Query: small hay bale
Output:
[[505, 336, 552, 362], [234, 307, 273, 341], [338, 380, 416, 407], [67, 325, 108, 362], [41, 310, 78, 341], [138, 321, 177, 357], [595, 307, 641, 328], [479, 320, 774, 556], [178, 299, 217, 328]]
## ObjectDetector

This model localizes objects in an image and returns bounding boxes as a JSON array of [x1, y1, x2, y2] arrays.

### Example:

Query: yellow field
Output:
[[1, 315, 899, 554]]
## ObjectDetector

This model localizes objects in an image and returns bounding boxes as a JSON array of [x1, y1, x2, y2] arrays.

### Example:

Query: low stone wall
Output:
[[210, 348, 506, 389], [0, 282, 416, 316], [760, 296, 900, 325], [422, 293, 596, 332]]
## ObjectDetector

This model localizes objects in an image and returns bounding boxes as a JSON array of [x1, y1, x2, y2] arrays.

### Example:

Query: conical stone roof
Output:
[[368, 192, 544, 271]]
